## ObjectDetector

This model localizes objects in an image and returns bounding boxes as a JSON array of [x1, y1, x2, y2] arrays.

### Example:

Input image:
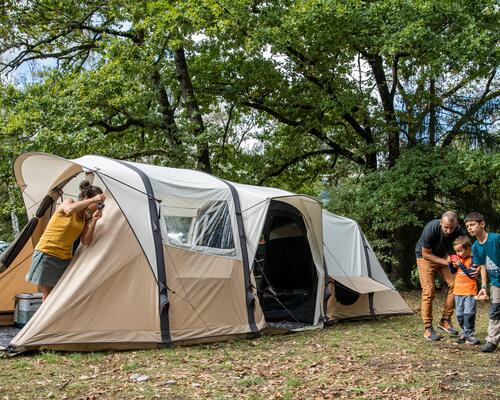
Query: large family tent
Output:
[[323, 211, 413, 320], [3, 153, 327, 352], [1, 153, 412, 353]]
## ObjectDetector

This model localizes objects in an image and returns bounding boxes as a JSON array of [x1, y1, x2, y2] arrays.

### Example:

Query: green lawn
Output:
[[1, 291, 498, 399]]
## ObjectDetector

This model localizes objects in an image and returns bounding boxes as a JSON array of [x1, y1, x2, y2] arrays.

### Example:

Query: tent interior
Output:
[[253, 201, 318, 326]]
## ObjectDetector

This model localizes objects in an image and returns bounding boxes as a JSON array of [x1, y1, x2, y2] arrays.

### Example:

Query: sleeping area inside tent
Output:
[[253, 201, 318, 327]]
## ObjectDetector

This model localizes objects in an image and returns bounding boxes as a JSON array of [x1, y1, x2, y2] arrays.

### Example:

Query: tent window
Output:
[[161, 200, 236, 256], [193, 201, 234, 250], [164, 216, 193, 245]]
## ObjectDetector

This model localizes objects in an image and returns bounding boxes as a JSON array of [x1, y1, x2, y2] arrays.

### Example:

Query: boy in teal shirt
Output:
[[465, 212, 500, 353]]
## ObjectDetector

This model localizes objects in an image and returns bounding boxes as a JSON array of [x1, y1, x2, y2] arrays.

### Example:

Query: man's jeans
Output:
[[417, 257, 455, 327]]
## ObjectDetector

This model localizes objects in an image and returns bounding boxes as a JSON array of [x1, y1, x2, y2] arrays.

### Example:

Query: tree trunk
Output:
[[392, 226, 420, 288], [365, 53, 400, 167], [151, 70, 180, 148], [429, 79, 436, 146], [174, 47, 211, 173], [10, 210, 19, 237]]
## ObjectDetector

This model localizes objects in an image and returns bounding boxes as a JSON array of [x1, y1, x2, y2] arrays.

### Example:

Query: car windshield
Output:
[[0, 241, 9, 254]]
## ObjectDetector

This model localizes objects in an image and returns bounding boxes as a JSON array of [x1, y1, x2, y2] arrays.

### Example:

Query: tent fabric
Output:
[[10, 196, 162, 351], [323, 210, 413, 320], [0, 190, 61, 273], [165, 245, 265, 342], [332, 276, 392, 294], [327, 282, 413, 321], [322, 210, 394, 289], [0, 239, 37, 315], [2, 152, 412, 352]]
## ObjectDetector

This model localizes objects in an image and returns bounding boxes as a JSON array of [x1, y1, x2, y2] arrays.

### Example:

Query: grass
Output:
[[1, 291, 498, 399]]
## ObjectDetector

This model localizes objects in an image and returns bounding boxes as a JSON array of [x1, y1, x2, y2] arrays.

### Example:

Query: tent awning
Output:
[[332, 276, 391, 294]]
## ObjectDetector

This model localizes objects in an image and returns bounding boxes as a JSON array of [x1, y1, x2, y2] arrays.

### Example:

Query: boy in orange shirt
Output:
[[447, 236, 481, 345]]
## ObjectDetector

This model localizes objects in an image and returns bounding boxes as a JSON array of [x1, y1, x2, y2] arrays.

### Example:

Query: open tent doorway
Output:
[[253, 201, 318, 327]]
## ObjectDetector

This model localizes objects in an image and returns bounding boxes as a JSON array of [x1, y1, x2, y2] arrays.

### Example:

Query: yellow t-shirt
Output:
[[35, 211, 86, 260]]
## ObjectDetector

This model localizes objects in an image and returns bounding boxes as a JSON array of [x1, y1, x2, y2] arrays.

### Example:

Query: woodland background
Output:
[[0, 0, 498, 288]]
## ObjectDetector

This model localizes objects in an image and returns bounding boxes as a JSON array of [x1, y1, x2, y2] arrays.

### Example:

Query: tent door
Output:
[[253, 201, 318, 325]]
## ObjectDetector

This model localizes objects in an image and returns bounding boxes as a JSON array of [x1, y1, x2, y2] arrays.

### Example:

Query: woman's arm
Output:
[[80, 209, 103, 246], [59, 194, 105, 216]]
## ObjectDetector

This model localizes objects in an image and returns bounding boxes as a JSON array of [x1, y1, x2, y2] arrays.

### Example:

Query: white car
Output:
[[0, 241, 9, 255]]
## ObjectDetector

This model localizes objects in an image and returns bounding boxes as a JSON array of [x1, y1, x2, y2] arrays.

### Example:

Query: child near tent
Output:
[[26, 180, 106, 301], [447, 236, 480, 345], [465, 212, 500, 353]]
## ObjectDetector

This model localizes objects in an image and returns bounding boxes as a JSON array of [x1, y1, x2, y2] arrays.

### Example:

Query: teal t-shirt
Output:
[[472, 232, 500, 287]]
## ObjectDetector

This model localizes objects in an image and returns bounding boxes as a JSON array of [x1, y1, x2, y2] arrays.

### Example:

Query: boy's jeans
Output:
[[486, 285, 500, 345], [417, 258, 455, 327], [455, 295, 476, 338]]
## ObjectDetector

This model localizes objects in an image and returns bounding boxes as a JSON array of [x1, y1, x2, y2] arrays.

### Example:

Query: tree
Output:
[[0, 1, 225, 171], [0, 1, 498, 284], [200, 0, 499, 285]]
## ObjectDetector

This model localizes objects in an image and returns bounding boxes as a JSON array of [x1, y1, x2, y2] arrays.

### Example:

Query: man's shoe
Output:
[[456, 335, 466, 344], [438, 319, 458, 335], [424, 327, 441, 341], [465, 336, 480, 345], [481, 341, 497, 353]]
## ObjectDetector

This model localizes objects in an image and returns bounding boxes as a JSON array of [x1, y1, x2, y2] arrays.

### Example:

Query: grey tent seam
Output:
[[114, 160, 171, 344]]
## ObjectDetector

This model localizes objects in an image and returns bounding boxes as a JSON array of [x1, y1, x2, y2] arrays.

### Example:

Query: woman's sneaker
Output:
[[465, 336, 480, 345], [424, 327, 441, 341], [437, 319, 458, 335]]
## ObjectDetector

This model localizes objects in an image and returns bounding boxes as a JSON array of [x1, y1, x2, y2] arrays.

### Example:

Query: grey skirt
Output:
[[26, 250, 71, 287]]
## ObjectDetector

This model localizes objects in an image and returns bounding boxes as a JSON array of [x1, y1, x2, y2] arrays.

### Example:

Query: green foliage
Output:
[[327, 146, 500, 286], [0, 0, 498, 276]]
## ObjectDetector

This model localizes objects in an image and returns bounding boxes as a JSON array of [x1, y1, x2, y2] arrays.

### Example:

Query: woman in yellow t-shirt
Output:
[[26, 180, 106, 301]]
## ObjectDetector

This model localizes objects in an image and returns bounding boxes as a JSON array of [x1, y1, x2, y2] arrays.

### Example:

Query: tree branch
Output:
[[241, 100, 367, 167], [89, 117, 144, 133], [285, 46, 375, 146], [258, 149, 337, 185], [151, 69, 180, 146], [78, 23, 142, 43], [364, 52, 399, 165], [441, 87, 500, 147], [240, 101, 299, 126]]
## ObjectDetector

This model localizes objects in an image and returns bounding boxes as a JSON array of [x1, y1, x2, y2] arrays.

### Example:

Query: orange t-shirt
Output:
[[453, 257, 478, 296]]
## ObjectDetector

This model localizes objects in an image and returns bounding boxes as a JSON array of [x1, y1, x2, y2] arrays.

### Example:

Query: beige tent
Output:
[[0, 240, 37, 325], [323, 211, 413, 320], [1, 153, 411, 352]]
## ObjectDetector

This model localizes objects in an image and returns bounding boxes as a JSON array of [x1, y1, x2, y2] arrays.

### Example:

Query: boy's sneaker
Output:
[[437, 319, 458, 335], [465, 336, 480, 345], [456, 335, 466, 344], [481, 341, 497, 353], [424, 327, 441, 341]]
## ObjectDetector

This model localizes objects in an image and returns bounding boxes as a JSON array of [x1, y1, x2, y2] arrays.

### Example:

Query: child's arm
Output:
[[457, 262, 476, 278], [477, 265, 488, 297], [447, 260, 458, 274]]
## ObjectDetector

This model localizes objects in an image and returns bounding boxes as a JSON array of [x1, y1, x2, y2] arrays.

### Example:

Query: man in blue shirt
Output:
[[465, 212, 500, 353]]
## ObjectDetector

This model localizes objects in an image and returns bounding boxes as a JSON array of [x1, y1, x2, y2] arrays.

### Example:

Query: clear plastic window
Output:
[[164, 216, 193, 245], [161, 199, 236, 257], [193, 201, 234, 249]]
